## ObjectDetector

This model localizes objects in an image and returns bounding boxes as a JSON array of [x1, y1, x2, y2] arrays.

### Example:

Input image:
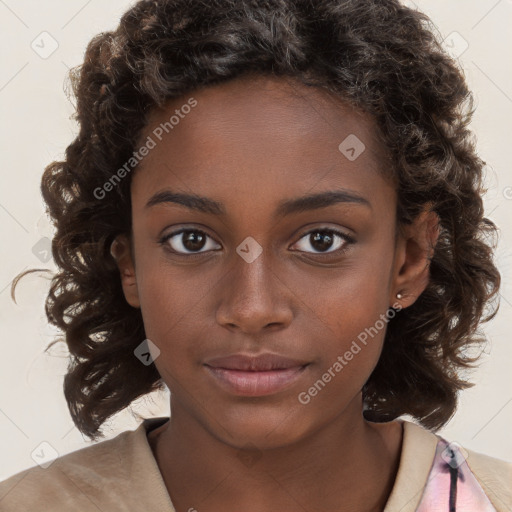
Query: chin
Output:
[[207, 404, 314, 451]]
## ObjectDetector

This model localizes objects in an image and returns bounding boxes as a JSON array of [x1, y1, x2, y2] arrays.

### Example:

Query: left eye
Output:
[[292, 229, 353, 254], [160, 229, 221, 254]]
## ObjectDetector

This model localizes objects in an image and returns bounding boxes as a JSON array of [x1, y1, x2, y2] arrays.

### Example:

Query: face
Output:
[[113, 74, 437, 450]]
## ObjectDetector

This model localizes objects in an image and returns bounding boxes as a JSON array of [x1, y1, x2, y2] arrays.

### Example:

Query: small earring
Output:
[[396, 292, 403, 299]]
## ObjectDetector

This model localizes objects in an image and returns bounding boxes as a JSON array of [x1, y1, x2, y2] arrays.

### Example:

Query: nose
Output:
[[215, 249, 294, 334]]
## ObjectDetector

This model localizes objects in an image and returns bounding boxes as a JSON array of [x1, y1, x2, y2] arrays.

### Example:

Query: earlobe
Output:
[[391, 206, 440, 308], [110, 234, 140, 308]]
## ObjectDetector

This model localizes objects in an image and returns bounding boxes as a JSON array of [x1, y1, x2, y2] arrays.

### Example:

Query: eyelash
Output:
[[158, 227, 355, 258]]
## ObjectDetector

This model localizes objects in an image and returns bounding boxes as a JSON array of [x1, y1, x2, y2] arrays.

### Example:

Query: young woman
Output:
[[1, 0, 510, 511]]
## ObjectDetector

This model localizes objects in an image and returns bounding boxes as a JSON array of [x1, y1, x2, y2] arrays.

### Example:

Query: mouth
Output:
[[204, 363, 310, 397]]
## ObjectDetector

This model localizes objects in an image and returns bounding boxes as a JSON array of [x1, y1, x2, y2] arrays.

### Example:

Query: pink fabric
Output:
[[416, 438, 497, 511]]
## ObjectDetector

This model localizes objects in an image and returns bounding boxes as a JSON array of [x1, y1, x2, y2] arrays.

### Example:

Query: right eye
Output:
[[158, 228, 222, 255]]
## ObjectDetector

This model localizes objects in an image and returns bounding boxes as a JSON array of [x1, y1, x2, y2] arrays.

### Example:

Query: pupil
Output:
[[183, 231, 205, 251], [311, 231, 333, 252]]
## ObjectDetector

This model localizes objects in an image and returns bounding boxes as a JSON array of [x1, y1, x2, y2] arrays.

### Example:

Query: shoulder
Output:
[[384, 420, 512, 512], [464, 446, 512, 510], [406, 420, 512, 511], [0, 418, 173, 512], [0, 429, 134, 512]]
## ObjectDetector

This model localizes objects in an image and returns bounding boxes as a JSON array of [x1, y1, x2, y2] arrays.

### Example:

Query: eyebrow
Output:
[[144, 189, 372, 217]]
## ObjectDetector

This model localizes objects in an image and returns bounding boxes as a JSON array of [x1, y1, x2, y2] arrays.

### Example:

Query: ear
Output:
[[110, 234, 140, 308], [390, 204, 440, 309]]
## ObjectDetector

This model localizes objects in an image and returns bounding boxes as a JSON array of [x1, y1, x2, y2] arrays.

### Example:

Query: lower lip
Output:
[[204, 365, 309, 396]]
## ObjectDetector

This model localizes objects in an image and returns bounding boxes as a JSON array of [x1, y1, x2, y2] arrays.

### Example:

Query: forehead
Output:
[[131, 74, 394, 214]]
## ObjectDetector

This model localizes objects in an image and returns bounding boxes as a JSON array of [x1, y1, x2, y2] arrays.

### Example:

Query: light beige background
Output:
[[1, 0, 511, 480]]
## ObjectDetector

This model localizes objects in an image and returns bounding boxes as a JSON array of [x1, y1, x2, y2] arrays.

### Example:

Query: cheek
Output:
[[135, 267, 192, 350], [298, 308, 388, 415], [305, 256, 392, 334], [303, 267, 392, 389], [135, 263, 218, 381]]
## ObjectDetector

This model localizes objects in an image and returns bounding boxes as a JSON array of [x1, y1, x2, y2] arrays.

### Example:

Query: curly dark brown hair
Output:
[[12, 0, 501, 441]]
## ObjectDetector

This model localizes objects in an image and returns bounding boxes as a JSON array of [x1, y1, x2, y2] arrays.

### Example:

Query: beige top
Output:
[[1, 417, 510, 511]]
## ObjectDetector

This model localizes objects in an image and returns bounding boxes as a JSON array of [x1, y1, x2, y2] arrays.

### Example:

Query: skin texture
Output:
[[112, 75, 439, 512]]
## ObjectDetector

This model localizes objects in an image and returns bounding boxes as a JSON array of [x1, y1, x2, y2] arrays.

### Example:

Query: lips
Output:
[[203, 352, 310, 396], [204, 353, 309, 372]]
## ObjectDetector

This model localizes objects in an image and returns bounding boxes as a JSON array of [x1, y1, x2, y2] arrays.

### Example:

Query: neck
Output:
[[149, 397, 403, 512]]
